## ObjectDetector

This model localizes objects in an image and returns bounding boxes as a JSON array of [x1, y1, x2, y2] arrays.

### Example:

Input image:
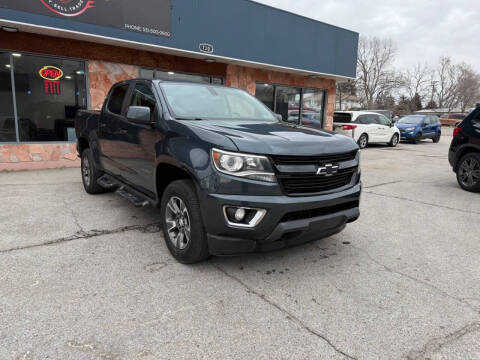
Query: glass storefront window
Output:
[[301, 88, 324, 129], [255, 83, 275, 111], [255, 83, 326, 128], [13, 54, 87, 142], [275, 86, 301, 123], [0, 53, 16, 142]]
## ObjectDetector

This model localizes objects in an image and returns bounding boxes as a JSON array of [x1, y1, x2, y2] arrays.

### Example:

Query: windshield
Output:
[[397, 115, 424, 124], [160, 83, 276, 121]]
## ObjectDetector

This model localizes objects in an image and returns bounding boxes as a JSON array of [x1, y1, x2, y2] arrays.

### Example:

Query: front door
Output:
[[98, 82, 131, 178], [376, 114, 394, 142], [114, 81, 158, 195]]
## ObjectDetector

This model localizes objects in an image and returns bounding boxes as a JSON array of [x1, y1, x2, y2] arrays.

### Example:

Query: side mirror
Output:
[[127, 106, 152, 124], [274, 113, 283, 121]]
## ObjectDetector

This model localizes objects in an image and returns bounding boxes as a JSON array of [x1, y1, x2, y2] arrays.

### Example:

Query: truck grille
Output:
[[277, 169, 355, 195], [270, 151, 358, 196]]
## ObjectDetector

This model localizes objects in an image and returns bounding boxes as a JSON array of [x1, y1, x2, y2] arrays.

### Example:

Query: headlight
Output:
[[212, 148, 276, 183], [406, 127, 415, 131]]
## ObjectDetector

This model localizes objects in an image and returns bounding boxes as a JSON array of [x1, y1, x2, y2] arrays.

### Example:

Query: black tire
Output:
[[160, 180, 210, 264], [81, 149, 107, 194], [357, 133, 368, 149], [433, 132, 441, 143], [389, 133, 399, 147], [456, 153, 480, 193], [411, 133, 422, 144]]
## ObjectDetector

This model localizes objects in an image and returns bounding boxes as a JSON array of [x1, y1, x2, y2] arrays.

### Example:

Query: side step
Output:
[[97, 174, 152, 208]]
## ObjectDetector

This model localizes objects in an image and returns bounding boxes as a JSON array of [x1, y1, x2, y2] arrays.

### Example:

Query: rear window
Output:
[[334, 113, 352, 123]]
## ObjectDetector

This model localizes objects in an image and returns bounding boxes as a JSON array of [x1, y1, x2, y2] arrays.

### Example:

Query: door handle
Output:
[[116, 129, 128, 135], [99, 123, 107, 128]]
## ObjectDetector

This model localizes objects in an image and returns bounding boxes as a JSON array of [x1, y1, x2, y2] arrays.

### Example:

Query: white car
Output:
[[333, 111, 400, 149]]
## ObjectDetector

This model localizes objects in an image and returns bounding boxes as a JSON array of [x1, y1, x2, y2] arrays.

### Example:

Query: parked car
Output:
[[440, 113, 466, 127], [75, 80, 362, 263], [395, 115, 442, 144], [333, 111, 400, 149], [448, 108, 480, 192]]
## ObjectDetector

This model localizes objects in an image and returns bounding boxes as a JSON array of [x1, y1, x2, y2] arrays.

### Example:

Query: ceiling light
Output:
[[264, 83, 270, 86], [168, 71, 175, 75], [76, 70, 84, 75], [5, 64, 11, 68], [2, 26, 18, 33], [12, 53, 21, 57], [204, 58, 216, 63], [65, 76, 72, 79]]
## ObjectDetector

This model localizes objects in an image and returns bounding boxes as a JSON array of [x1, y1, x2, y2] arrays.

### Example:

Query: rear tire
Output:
[[357, 133, 368, 149], [389, 133, 399, 147], [81, 149, 107, 194], [456, 153, 480, 193], [160, 180, 210, 264], [433, 132, 441, 143]]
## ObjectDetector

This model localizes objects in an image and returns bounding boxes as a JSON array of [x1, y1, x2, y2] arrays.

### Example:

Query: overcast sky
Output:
[[255, 0, 480, 72]]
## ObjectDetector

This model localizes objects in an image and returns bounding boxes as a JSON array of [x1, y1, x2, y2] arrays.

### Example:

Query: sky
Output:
[[254, 0, 480, 73]]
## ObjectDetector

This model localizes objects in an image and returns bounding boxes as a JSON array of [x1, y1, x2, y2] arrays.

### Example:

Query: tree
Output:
[[455, 63, 480, 112], [411, 93, 423, 112], [425, 99, 438, 109], [356, 36, 401, 109], [403, 63, 431, 102], [436, 57, 459, 111], [336, 81, 357, 110]]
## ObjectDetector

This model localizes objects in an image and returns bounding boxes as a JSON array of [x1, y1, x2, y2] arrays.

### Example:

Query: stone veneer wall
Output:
[[89, 61, 140, 110], [0, 144, 80, 171], [226, 65, 336, 130]]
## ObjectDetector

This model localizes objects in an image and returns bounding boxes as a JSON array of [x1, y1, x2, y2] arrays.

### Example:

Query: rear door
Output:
[[114, 81, 158, 194], [361, 114, 382, 142], [98, 82, 131, 177], [422, 116, 434, 138]]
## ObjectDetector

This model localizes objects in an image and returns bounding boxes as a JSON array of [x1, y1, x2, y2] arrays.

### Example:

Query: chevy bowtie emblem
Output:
[[317, 164, 339, 176]]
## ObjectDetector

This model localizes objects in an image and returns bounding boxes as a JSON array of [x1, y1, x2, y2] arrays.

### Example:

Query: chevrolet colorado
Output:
[[75, 79, 361, 263]]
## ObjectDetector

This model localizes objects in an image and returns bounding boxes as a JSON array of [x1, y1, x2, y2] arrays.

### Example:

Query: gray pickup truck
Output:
[[75, 79, 361, 263]]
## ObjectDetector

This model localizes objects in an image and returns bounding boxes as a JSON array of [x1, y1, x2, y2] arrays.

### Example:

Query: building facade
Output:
[[0, 0, 358, 171]]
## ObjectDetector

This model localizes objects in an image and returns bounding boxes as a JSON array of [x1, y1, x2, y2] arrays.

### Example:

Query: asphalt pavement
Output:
[[1, 127, 479, 360]]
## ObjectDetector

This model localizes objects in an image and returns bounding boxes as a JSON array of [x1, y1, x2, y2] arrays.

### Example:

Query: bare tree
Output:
[[455, 63, 480, 112], [356, 36, 401, 109], [436, 57, 459, 111], [403, 62, 431, 101]]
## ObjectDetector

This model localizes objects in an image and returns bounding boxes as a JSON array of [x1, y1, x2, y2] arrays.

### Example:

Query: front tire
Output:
[[160, 180, 210, 264], [433, 132, 441, 143], [456, 153, 480, 193], [389, 133, 399, 147], [81, 149, 107, 194], [357, 133, 368, 149]]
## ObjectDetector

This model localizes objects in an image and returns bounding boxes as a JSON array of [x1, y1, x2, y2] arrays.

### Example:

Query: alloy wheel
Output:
[[165, 196, 191, 250], [459, 157, 480, 188], [359, 135, 368, 148], [82, 157, 91, 187], [392, 134, 399, 146]]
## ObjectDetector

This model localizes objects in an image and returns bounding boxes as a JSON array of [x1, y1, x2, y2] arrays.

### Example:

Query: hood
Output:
[[395, 122, 419, 129], [185, 120, 358, 156]]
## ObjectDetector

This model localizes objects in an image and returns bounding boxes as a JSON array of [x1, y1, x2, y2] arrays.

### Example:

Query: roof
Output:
[[0, 0, 358, 79]]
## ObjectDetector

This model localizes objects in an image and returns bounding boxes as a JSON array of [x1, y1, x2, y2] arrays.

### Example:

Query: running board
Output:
[[97, 174, 153, 208]]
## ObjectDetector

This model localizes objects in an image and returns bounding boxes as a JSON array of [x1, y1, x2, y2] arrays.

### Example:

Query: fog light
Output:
[[223, 206, 267, 228], [235, 208, 246, 221]]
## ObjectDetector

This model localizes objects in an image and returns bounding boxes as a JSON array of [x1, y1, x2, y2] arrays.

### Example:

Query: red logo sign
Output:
[[40, 0, 95, 17]]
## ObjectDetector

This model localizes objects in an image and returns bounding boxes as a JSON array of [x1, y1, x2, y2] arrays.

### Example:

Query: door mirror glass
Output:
[[127, 106, 151, 123]]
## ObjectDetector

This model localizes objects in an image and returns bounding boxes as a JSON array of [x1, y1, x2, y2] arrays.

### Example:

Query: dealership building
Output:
[[0, 0, 358, 170]]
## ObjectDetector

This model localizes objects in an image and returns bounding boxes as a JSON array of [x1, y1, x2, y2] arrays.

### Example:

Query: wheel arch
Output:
[[155, 162, 200, 205], [454, 145, 480, 171]]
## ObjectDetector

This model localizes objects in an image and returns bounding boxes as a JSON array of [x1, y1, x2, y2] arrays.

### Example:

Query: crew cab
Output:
[[333, 111, 400, 149], [75, 79, 362, 263], [449, 107, 480, 192]]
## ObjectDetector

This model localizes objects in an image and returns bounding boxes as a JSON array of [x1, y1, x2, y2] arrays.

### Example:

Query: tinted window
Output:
[[356, 114, 377, 124], [0, 52, 15, 142], [130, 83, 157, 117], [334, 113, 352, 123], [423, 117, 431, 125], [108, 84, 129, 115]]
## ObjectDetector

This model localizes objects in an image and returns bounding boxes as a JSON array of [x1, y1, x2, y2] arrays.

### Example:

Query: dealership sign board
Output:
[[0, 0, 172, 37]]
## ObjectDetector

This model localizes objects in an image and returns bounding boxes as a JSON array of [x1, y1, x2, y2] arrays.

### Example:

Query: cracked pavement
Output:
[[1, 128, 480, 359]]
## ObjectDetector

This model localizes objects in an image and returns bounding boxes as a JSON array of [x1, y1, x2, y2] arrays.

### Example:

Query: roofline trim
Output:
[[0, 18, 356, 81]]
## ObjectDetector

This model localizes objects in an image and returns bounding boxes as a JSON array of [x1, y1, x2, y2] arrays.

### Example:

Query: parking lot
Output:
[[1, 128, 479, 360]]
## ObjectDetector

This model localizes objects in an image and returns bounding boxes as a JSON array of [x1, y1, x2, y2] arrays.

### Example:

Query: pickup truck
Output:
[[75, 79, 361, 263]]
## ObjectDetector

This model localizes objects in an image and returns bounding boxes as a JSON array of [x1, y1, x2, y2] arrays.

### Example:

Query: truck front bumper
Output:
[[202, 184, 361, 255]]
